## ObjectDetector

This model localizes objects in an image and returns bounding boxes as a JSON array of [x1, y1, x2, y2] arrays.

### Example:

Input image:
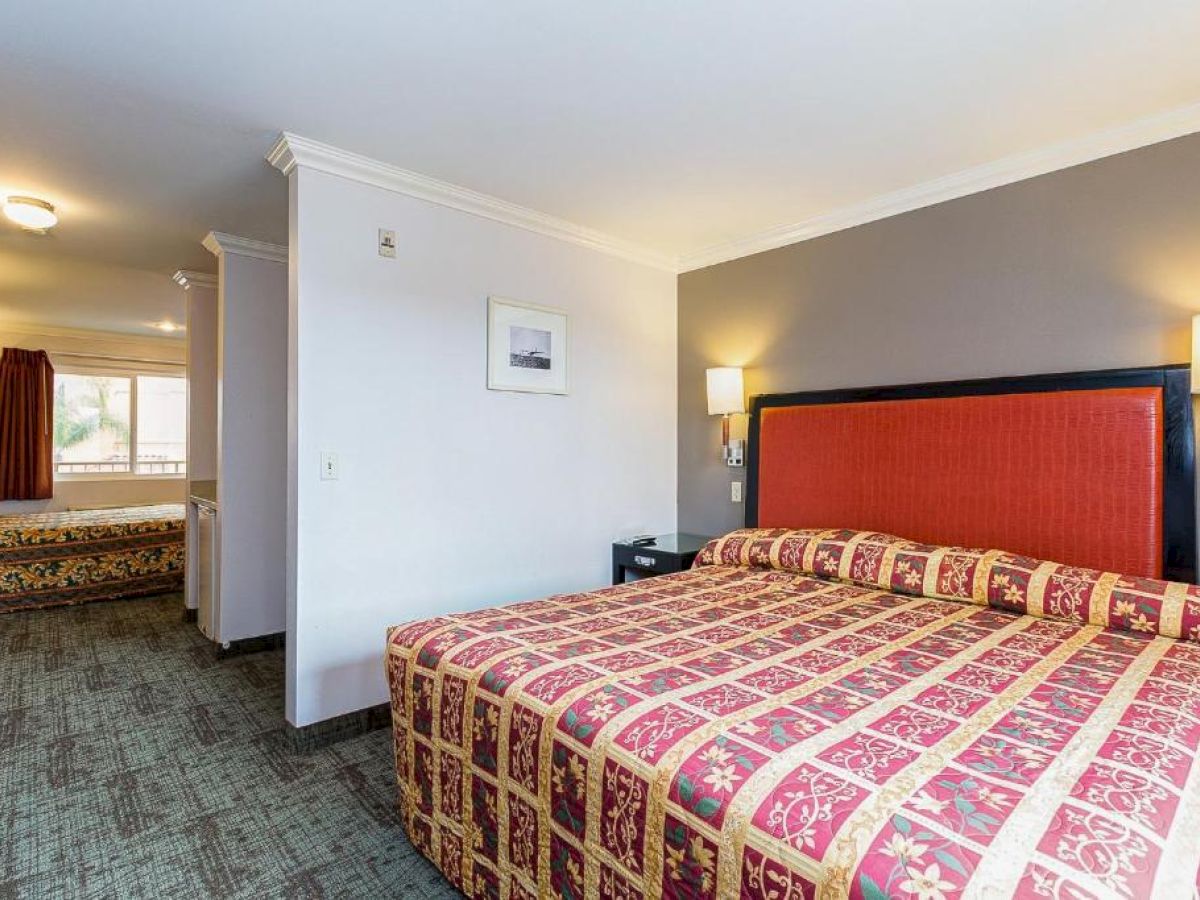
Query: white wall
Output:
[[0, 325, 186, 514], [287, 166, 677, 726], [214, 250, 288, 642], [185, 284, 218, 481], [0, 477, 185, 514]]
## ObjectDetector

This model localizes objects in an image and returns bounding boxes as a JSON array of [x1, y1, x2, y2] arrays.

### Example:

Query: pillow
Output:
[[695, 528, 1200, 642]]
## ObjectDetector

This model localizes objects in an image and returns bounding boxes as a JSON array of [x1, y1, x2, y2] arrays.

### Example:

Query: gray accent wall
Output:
[[678, 133, 1200, 537]]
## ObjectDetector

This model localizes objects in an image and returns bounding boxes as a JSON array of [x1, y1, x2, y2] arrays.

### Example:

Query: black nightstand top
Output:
[[611, 533, 715, 585], [613, 532, 713, 554]]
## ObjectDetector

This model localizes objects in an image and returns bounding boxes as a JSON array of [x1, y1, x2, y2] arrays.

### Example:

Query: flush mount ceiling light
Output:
[[3, 196, 58, 232], [151, 321, 183, 334]]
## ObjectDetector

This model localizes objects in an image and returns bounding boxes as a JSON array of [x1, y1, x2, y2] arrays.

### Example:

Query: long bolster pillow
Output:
[[696, 528, 1200, 643]]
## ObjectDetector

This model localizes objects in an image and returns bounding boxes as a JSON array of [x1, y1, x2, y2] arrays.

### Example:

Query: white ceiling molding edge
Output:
[[202, 230, 287, 263], [0, 321, 185, 343], [266, 132, 677, 273], [172, 269, 217, 290], [265, 101, 1200, 278], [678, 100, 1200, 273]]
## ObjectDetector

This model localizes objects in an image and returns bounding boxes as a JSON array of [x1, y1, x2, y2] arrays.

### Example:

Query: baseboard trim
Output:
[[214, 631, 285, 660], [287, 703, 392, 752]]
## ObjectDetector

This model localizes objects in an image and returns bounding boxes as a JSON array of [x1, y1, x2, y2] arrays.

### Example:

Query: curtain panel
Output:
[[0, 348, 54, 501]]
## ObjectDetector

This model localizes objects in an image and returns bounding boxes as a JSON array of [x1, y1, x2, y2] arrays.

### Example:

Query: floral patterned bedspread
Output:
[[0, 503, 185, 612], [386, 529, 1200, 899]]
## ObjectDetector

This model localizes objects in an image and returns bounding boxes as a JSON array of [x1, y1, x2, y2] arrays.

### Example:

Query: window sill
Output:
[[54, 473, 187, 483]]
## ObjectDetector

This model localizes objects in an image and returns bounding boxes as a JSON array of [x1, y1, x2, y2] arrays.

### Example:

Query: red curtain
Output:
[[0, 348, 54, 500]]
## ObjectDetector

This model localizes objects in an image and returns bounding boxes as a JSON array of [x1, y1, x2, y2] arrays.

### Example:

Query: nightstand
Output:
[[612, 533, 713, 584]]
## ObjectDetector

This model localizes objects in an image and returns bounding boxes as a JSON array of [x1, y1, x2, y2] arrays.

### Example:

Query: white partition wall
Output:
[[277, 145, 678, 727], [178, 270, 219, 482], [203, 233, 289, 642], [176, 269, 218, 612]]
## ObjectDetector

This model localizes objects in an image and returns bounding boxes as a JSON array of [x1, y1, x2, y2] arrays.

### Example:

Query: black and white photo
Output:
[[508, 326, 551, 370]]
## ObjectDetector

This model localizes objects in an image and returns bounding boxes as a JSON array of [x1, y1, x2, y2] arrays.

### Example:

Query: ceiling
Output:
[[2, 1, 1200, 333]]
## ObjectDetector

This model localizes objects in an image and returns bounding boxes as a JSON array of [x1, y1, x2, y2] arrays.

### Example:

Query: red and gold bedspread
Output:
[[0, 503, 185, 613], [386, 529, 1200, 899]]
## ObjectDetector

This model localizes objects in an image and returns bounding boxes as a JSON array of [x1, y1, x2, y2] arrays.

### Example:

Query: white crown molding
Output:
[[266, 101, 1200, 277], [172, 269, 217, 290], [266, 132, 677, 273], [202, 230, 287, 263], [0, 320, 186, 344], [678, 100, 1200, 272]]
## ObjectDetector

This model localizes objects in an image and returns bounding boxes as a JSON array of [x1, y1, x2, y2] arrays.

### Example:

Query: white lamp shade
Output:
[[706, 367, 745, 415], [1193, 315, 1200, 394]]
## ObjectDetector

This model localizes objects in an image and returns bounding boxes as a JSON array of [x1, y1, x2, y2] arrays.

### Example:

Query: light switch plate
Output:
[[378, 228, 396, 258], [731, 481, 743, 503], [320, 451, 339, 480]]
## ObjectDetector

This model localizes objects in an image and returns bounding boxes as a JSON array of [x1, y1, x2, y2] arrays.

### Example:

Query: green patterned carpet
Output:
[[0, 593, 461, 899]]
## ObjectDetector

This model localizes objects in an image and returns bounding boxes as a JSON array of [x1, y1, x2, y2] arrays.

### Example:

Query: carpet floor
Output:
[[0, 593, 461, 899]]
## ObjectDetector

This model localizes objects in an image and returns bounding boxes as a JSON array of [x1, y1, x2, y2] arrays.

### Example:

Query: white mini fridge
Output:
[[195, 502, 219, 642]]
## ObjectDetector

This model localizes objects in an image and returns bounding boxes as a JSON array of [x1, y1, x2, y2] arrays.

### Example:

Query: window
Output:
[[135, 376, 187, 475], [53, 370, 186, 477]]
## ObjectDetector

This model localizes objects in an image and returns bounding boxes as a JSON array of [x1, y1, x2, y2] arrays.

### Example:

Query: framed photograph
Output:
[[487, 297, 569, 394]]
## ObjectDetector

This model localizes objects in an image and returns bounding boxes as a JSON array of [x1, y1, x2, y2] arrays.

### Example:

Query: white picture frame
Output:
[[486, 296, 569, 395]]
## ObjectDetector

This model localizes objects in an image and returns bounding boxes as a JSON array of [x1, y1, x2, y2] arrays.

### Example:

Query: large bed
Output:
[[386, 365, 1200, 898], [0, 503, 185, 613]]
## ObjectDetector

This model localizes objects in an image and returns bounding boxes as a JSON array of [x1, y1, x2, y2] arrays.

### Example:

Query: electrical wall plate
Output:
[[725, 438, 745, 467], [378, 228, 397, 258], [320, 451, 339, 480]]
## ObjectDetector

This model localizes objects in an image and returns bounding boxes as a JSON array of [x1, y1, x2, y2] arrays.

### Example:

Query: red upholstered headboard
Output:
[[746, 366, 1196, 582]]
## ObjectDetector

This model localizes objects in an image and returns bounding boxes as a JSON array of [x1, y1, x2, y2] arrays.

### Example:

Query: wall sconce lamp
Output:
[[706, 366, 745, 466]]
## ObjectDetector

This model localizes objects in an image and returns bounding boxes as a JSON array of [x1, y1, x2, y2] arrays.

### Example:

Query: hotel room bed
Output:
[[387, 529, 1200, 899], [386, 365, 1200, 898], [0, 503, 185, 613]]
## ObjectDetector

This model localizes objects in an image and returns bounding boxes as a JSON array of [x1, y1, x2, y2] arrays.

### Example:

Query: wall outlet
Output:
[[731, 480, 743, 503], [320, 451, 339, 480], [378, 228, 397, 258]]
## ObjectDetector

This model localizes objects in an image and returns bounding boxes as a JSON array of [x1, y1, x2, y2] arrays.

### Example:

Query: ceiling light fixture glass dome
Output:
[[3, 196, 58, 231]]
